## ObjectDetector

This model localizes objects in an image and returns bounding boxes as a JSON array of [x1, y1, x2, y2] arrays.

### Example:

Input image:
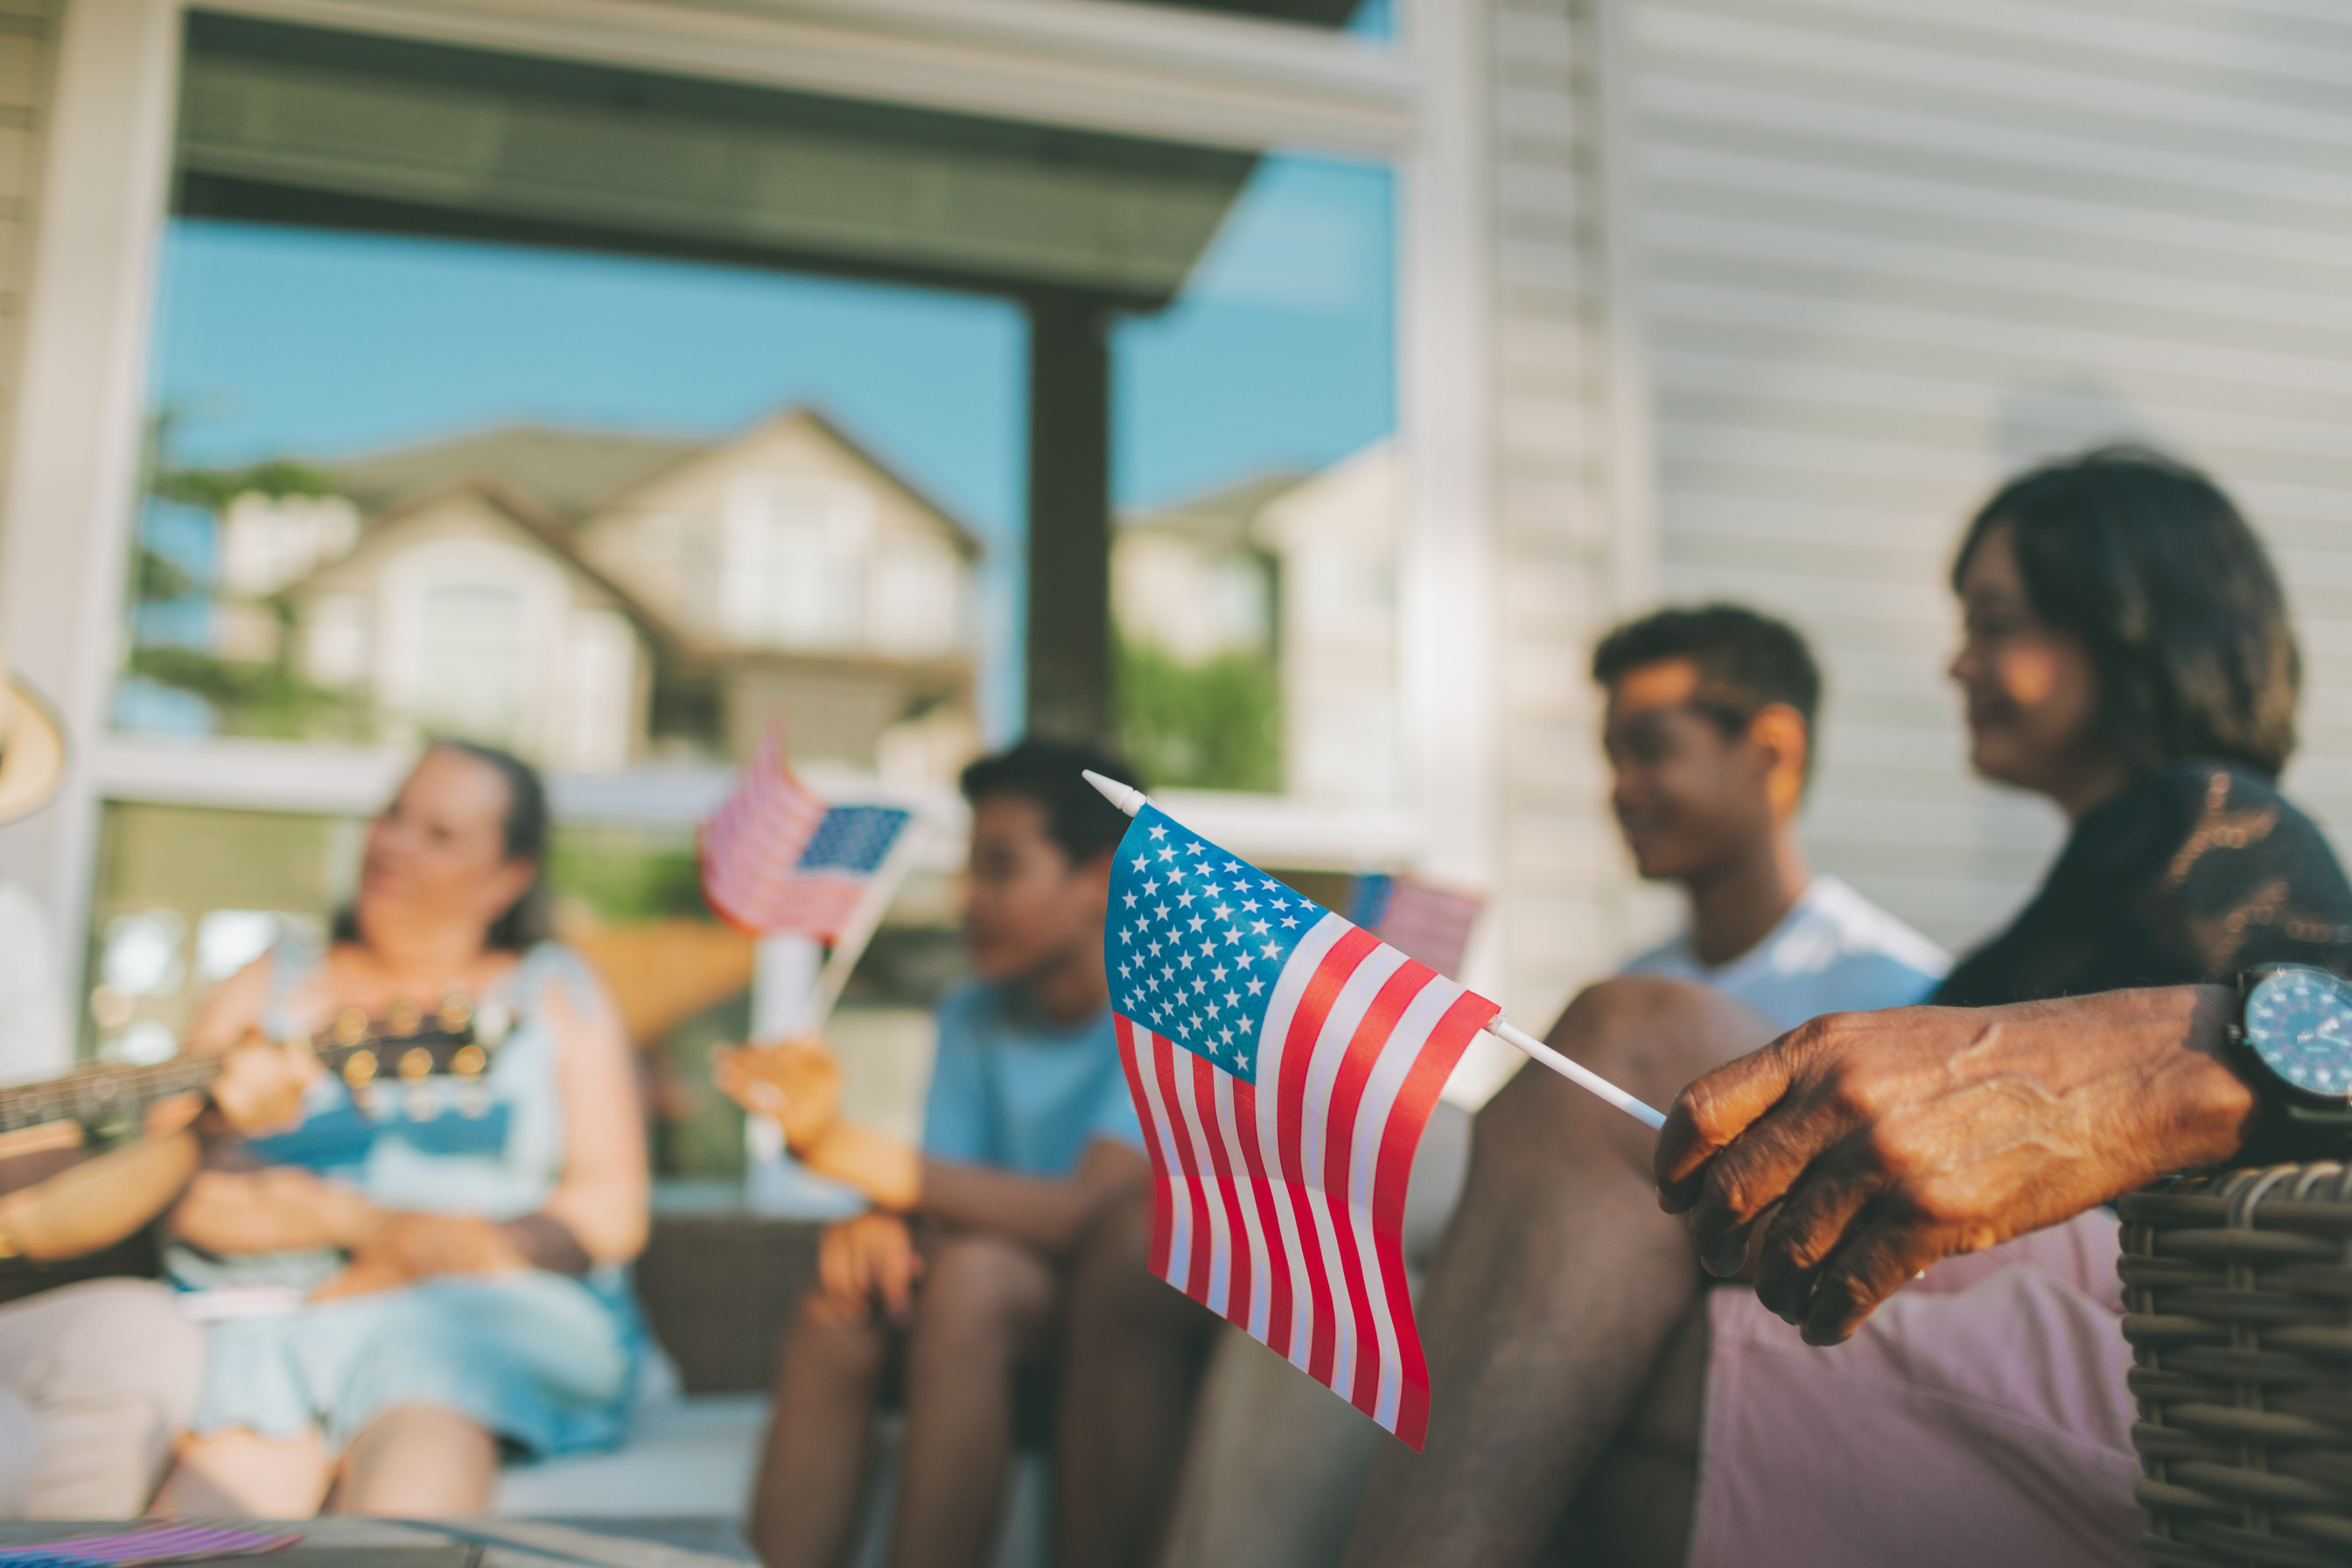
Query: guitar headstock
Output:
[[306, 995, 512, 1116]]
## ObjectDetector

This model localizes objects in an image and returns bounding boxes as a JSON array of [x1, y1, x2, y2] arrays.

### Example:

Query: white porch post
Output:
[[0, 0, 183, 1034]]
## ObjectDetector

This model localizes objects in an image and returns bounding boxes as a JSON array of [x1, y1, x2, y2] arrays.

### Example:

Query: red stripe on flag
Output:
[[1376, 989, 1499, 1450], [1154, 1034, 1214, 1304], [1190, 1053, 1252, 1326], [1324, 962, 1428, 1419], [1228, 1072, 1292, 1357], [1115, 1020, 1176, 1280], [1277, 924, 1378, 1387]]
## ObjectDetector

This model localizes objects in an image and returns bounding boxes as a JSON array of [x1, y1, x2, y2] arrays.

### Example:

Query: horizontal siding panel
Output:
[[1634, 0, 2352, 948]]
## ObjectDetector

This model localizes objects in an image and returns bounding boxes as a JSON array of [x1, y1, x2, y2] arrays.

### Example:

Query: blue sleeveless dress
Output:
[[171, 940, 642, 1459]]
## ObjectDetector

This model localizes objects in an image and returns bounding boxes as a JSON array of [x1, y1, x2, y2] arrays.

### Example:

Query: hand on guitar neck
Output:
[[0, 1036, 318, 1264]]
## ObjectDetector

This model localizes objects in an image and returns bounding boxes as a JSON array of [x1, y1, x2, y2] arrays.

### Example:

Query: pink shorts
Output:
[[1686, 1210, 2143, 1568]]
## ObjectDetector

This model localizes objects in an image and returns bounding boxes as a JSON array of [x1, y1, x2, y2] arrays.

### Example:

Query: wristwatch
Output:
[[2230, 964, 2352, 1146]]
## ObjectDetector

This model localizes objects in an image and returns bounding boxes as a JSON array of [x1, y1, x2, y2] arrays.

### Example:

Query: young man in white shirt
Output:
[[1596, 603, 1946, 1024], [1154, 603, 1946, 1568]]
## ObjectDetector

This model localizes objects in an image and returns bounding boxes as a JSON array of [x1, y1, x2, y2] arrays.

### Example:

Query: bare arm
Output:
[[917, 1138, 1148, 1258], [13, 1040, 319, 1261], [536, 964, 650, 1265]]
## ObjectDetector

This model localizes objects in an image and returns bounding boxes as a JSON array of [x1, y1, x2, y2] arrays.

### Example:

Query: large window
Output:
[[73, 10, 1412, 1130]]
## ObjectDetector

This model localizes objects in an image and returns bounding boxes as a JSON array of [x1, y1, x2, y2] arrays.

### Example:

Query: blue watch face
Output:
[[2245, 967, 2352, 1102]]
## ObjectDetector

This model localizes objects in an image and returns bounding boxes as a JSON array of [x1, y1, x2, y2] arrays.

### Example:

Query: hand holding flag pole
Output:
[[1082, 770, 1666, 1132]]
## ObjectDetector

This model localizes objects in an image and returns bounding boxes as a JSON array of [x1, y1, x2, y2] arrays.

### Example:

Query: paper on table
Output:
[[0, 1525, 301, 1567]]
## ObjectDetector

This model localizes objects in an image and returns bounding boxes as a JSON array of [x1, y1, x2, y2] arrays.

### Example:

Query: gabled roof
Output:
[[1119, 469, 1306, 551], [594, 405, 985, 560], [286, 476, 686, 652], [319, 425, 701, 526]]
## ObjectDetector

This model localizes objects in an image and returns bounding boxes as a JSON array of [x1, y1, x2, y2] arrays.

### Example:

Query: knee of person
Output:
[[1078, 1189, 1155, 1278], [918, 1235, 1046, 1334], [1556, 975, 1748, 1096], [786, 1295, 889, 1381], [48, 1280, 203, 1414]]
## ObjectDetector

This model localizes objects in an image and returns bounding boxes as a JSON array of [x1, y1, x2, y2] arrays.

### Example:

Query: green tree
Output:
[[1116, 637, 1282, 793]]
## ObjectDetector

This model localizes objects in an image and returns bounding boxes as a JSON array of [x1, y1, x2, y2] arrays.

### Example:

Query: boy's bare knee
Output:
[[1554, 976, 1768, 1102], [918, 1234, 1053, 1338], [782, 1295, 890, 1386]]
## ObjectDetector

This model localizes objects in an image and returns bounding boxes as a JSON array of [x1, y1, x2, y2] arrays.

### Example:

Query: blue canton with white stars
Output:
[[797, 806, 912, 874], [1106, 804, 1325, 1085]]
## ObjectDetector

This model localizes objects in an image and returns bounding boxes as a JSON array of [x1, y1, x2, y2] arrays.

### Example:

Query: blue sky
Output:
[[146, 150, 1395, 732]]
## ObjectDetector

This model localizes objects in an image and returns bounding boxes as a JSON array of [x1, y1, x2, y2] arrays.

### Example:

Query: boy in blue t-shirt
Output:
[[736, 739, 1190, 1568]]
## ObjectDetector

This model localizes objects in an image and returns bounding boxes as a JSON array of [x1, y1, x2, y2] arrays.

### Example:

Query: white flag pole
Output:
[[1082, 771, 1668, 1132]]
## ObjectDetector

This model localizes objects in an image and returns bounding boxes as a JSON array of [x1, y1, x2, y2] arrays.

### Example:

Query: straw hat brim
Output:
[[0, 675, 65, 824]]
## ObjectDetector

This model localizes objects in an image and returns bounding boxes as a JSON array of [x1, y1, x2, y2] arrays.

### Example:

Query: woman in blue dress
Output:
[[151, 742, 648, 1516]]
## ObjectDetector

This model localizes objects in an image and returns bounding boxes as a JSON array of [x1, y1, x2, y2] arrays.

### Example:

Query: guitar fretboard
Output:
[[0, 1055, 217, 1136]]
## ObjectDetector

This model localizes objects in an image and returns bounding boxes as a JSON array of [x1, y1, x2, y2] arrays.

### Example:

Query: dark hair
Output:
[[1592, 603, 1824, 777], [334, 739, 554, 952], [1950, 445, 2300, 778], [960, 738, 1147, 864]]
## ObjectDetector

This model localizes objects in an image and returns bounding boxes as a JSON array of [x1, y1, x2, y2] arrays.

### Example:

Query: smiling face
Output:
[[1949, 521, 2118, 808], [961, 794, 1111, 985], [1601, 658, 1801, 884], [355, 746, 536, 950]]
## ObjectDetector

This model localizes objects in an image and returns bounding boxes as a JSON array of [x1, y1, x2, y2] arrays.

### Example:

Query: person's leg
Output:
[[331, 1404, 500, 1514], [150, 1430, 334, 1518], [749, 1295, 892, 1568], [890, 1233, 1057, 1568], [0, 1387, 38, 1518], [1341, 976, 1770, 1568], [0, 1279, 206, 1517], [1054, 1190, 1217, 1568]]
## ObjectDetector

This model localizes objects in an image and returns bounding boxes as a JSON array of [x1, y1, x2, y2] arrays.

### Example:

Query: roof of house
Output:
[[319, 425, 703, 526], [1118, 469, 1306, 550], [314, 408, 985, 558], [286, 476, 687, 652]]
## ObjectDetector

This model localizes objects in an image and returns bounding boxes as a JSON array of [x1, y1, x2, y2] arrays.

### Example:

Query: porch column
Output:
[[1022, 290, 1113, 743]]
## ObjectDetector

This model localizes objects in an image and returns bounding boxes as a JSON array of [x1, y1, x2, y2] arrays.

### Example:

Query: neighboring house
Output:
[[202, 406, 984, 774], [1113, 472, 1292, 665], [572, 407, 982, 767], [1114, 439, 1401, 806], [1259, 442, 1402, 808], [286, 480, 655, 771]]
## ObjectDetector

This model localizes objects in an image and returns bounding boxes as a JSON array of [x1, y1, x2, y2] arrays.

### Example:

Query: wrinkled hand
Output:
[[312, 1212, 524, 1301], [816, 1211, 921, 1324], [1655, 987, 2249, 1346], [715, 1037, 842, 1153]]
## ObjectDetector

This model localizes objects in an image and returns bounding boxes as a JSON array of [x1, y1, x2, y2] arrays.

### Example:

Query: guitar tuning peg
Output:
[[386, 998, 423, 1038], [438, 995, 473, 1033], [333, 1009, 369, 1046]]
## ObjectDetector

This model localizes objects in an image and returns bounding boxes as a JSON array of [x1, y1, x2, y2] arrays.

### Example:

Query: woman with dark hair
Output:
[[150, 742, 648, 1516], [1934, 445, 2351, 1004]]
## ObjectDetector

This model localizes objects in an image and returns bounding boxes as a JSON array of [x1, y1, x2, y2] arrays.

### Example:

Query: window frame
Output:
[[0, 0, 1496, 1007]]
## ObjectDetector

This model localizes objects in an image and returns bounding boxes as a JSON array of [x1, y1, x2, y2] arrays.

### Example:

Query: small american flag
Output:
[[1108, 803, 1497, 1448], [700, 731, 912, 941], [1349, 873, 1486, 978]]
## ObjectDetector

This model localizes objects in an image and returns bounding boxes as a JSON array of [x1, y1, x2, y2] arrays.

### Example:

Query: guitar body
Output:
[[0, 997, 503, 1306]]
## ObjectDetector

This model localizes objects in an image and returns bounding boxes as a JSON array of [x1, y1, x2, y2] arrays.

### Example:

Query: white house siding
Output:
[[1484, 0, 1648, 1038], [1625, 0, 2352, 952], [0, 0, 54, 508]]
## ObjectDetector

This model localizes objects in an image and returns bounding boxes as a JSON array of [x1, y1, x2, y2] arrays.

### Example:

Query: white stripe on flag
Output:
[[1253, 913, 1348, 1363], [1348, 973, 1464, 1431], [1295, 941, 1407, 1398], [1169, 1055, 1234, 1317], [1127, 1020, 1194, 1294], [1210, 1066, 1274, 1341]]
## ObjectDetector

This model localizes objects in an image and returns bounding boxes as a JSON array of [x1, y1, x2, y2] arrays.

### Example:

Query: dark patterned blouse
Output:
[[1934, 760, 2352, 1008]]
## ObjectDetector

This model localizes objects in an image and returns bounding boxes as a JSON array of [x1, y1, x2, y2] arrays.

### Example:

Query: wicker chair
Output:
[[2120, 1165, 2352, 1567]]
